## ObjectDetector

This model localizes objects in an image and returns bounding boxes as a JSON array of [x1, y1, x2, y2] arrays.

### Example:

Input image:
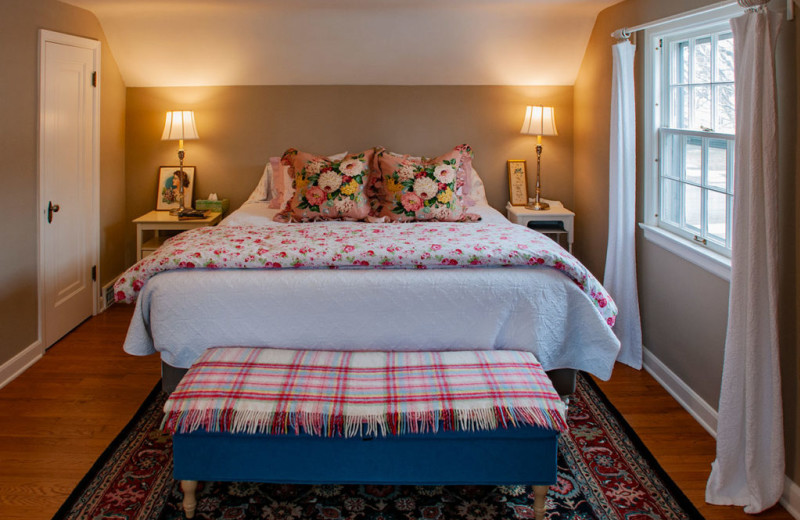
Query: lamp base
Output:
[[526, 201, 550, 211]]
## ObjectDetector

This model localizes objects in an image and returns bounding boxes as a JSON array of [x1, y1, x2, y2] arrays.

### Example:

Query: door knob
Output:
[[48, 201, 60, 223]]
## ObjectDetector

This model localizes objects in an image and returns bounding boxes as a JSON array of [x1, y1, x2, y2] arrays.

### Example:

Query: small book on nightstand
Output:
[[177, 209, 209, 220]]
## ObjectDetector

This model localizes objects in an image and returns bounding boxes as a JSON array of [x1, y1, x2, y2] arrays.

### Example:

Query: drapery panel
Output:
[[705, 8, 784, 514], [604, 40, 643, 368]]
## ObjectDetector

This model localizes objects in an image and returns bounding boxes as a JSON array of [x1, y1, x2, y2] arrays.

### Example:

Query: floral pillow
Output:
[[269, 151, 348, 209], [370, 144, 477, 222], [277, 149, 373, 221]]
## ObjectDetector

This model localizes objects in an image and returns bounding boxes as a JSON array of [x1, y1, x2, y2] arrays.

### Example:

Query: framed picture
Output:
[[157, 166, 195, 210], [507, 160, 528, 206]]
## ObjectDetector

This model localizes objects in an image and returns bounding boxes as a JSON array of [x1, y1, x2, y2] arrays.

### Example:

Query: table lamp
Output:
[[162, 110, 199, 216], [520, 106, 558, 211]]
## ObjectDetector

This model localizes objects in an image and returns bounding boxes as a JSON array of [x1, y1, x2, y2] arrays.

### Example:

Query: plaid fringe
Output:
[[163, 405, 567, 438]]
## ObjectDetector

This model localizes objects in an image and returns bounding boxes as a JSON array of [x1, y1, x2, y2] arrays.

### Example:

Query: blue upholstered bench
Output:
[[165, 348, 566, 520]]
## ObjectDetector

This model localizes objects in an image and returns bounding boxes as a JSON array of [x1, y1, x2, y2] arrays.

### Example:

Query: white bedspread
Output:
[[122, 203, 620, 379]]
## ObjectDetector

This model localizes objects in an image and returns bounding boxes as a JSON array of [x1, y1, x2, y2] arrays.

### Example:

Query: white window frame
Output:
[[642, 4, 742, 281]]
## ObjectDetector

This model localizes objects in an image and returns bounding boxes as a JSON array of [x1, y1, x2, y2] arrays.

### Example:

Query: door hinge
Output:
[[91, 71, 97, 87], [91, 265, 97, 282]]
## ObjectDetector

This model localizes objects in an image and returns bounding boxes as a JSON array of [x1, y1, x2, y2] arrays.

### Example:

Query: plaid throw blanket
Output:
[[163, 348, 567, 438]]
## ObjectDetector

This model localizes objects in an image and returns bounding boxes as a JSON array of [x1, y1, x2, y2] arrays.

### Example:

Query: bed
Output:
[[120, 198, 621, 395]]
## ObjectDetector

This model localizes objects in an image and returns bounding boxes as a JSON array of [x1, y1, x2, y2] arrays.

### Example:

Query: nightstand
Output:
[[134, 210, 223, 261], [506, 200, 575, 253]]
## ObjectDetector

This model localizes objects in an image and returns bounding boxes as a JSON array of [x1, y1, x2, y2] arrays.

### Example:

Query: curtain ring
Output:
[[736, 0, 769, 6]]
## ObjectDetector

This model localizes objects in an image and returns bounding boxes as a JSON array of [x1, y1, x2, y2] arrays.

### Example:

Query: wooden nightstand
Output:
[[134, 210, 223, 260], [506, 200, 575, 253]]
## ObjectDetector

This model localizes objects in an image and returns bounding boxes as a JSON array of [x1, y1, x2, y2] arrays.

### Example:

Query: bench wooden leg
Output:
[[533, 484, 548, 520], [181, 480, 198, 518]]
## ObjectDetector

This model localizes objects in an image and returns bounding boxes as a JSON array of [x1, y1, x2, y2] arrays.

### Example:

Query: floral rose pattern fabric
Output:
[[370, 144, 478, 222], [114, 222, 617, 327], [277, 149, 373, 221]]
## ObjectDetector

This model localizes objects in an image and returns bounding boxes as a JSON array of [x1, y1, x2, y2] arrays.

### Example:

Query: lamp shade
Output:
[[161, 111, 199, 141], [520, 106, 558, 137]]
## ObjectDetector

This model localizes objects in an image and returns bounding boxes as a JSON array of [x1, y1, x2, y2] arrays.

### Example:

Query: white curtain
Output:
[[605, 40, 643, 369], [705, 8, 784, 514]]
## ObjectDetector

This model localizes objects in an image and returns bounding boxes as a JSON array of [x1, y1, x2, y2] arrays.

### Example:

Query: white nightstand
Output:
[[506, 200, 575, 253], [134, 210, 223, 261]]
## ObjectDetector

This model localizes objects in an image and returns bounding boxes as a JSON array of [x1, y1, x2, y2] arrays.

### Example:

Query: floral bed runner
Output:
[[114, 221, 616, 326], [163, 347, 568, 437]]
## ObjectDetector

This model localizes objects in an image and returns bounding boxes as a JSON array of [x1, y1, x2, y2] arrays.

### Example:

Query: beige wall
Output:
[[0, 0, 126, 366], [124, 85, 573, 265], [574, 0, 798, 484], [788, 9, 800, 487], [99, 41, 128, 289]]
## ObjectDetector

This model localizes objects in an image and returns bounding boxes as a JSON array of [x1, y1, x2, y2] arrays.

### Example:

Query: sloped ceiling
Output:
[[61, 0, 622, 87]]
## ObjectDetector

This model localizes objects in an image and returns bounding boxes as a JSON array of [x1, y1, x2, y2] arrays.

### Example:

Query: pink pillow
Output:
[[277, 148, 374, 221], [463, 167, 488, 206], [269, 151, 348, 209], [370, 144, 476, 222], [383, 150, 474, 204]]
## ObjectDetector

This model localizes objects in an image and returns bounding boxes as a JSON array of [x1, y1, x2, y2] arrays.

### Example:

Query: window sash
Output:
[[664, 30, 735, 133], [658, 128, 734, 255]]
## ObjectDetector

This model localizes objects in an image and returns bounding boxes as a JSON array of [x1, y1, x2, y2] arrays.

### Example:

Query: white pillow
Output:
[[245, 158, 279, 203]]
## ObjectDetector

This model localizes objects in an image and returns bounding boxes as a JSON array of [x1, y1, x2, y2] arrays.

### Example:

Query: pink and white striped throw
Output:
[[163, 347, 567, 438]]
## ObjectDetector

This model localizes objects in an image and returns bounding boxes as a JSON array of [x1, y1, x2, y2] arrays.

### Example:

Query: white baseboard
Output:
[[642, 347, 719, 438], [781, 476, 800, 520], [0, 340, 43, 390]]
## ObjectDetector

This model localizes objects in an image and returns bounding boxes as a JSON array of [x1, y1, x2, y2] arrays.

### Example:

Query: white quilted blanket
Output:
[[122, 203, 621, 379]]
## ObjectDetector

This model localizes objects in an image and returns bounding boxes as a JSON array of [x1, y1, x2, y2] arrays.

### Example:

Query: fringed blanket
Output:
[[163, 348, 568, 438], [114, 222, 616, 327]]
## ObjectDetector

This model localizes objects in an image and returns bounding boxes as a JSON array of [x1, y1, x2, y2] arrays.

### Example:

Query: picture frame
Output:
[[507, 160, 529, 206], [157, 166, 195, 210]]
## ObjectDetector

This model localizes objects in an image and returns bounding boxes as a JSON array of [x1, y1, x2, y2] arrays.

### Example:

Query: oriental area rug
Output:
[[52, 374, 704, 520]]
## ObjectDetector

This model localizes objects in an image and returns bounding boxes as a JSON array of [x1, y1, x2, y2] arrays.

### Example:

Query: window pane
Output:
[[715, 84, 735, 134], [660, 132, 682, 180], [673, 41, 689, 84], [685, 137, 702, 184], [671, 86, 689, 128], [685, 184, 702, 231], [708, 190, 727, 242], [715, 33, 734, 82], [692, 85, 712, 130], [661, 178, 681, 225], [708, 140, 727, 189], [693, 37, 712, 83]]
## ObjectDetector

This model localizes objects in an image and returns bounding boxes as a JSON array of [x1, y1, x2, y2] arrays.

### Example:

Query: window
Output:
[[645, 7, 740, 261]]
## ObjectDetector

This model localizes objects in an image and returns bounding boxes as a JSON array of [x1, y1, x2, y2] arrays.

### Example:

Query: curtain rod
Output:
[[610, 0, 794, 40]]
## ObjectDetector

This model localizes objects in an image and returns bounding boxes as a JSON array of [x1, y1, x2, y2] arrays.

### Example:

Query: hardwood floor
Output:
[[0, 305, 160, 520], [593, 366, 792, 520], [0, 304, 793, 520]]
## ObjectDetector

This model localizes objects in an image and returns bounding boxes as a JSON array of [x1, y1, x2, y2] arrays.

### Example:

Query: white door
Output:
[[39, 32, 98, 348]]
